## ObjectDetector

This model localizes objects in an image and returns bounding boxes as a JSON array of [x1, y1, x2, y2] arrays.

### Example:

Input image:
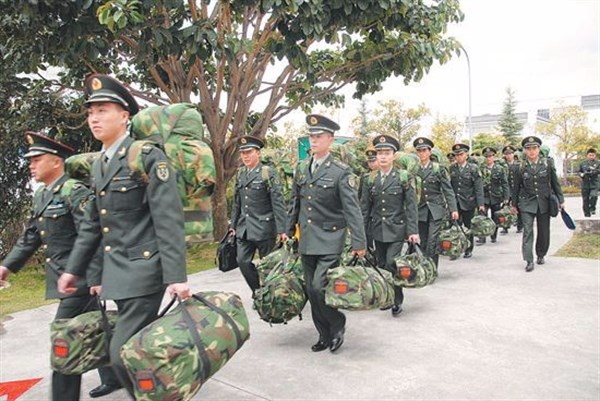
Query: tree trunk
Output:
[[212, 183, 229, 242]]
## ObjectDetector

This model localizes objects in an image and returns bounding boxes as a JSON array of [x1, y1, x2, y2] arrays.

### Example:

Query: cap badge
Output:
[[309, 116, 318, 125], [528, 137, 534, 142], [454, 145, 459, 150], [380, 137, 386, 143], [91, 78, 102, 91], [26, 134, 34, 145], [241, 138, 247, 144], [418, 138, 424, 144]]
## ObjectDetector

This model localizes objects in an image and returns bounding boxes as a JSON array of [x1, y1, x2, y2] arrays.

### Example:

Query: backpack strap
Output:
[[126, 139, 158, 183], [261, 165, 272, 192]]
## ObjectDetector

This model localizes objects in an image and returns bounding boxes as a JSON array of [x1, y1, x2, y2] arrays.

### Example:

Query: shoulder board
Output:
[[59, 178, 85, 197], [331, 158, 349, 170]]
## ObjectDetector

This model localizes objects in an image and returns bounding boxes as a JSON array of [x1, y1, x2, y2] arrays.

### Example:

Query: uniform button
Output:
[[45, 258, 51, 262], [308, 196, 312, 200], [307, 219, 312, 223], [38, 217, 44, 222], [245, 205, 248, 208], [43, 244, 48, 250], [143, 250, 151, 259], [120, 187, 127, 192], [308, 207, 312, 211], [53, 214, 58, 219], [99, 191, 106, 197], [382, 208, 386, 211], [40, 230, 46, 236], [245, 213, 248, 216], [309, 184, 313, 188], [104, 245, 111, 252], [101, 209, 107, 215], [103, 227, 110, 233], [333, 226, 337, 230], [382, 200, 386, 203], [382, 217, 386, 220], [266, 217, 270, 221], [245, 196, 248, 199]]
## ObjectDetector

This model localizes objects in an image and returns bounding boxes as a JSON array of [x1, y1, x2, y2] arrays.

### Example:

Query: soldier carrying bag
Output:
[[437, 221, 470, 258], [120, 291, 250, 401], [470, 213, 497, 237], [494, 204, 517, 229], [216, 229, 238, 272], [393, 243, 437, 288], [50, 297, 118, 375]]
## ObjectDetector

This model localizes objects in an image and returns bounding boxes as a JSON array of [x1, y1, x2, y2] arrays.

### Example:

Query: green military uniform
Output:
[[480, 147, 510, 242], [358, 149, 378, 251], [288, 114, 366, 353], [449, 144, 484, 257], [1, 133, 117, 401], [66, 75, 187, 395], [503, 144, 523, 233], [513, 136, 564, 271], [579, 150, 599, 217], [231, 137, 288, 292]]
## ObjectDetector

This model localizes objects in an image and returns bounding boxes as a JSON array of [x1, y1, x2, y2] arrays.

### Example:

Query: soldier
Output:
[[579, 148, 599, 217], [413, 137, 458, 266], [502, 145, 523, 233], [288, 114, 366, 353], [230, 136, 288, 294], [0, 132, 119, 401], [446, 152, 456, 165], [58, 74, 190, 396], [359, 149, 379, 251], [449, 143, 485, 258], [478, 147, 509, 243], [513, 136, 564, 272], [361, 135, 419, 316]]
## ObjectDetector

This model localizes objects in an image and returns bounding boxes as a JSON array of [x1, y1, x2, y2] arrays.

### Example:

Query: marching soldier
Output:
[[446, 152, 456, 165], [230, 136, 288, 294], [288, 114, 366, 353], [361, 135, 419, 316], [359, 149, 380, 251], [579, 148, 599, 217], [502, 145, 523, 233], [513, 136, 564, 272], [0, 132, 119, 401], [413, 137, 458, 266], [479, 147, 509, 243], [58, 74, 191, 396], [449, 143, 485, 258]]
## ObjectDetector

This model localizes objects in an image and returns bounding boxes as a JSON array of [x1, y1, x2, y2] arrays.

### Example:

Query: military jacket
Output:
[[505, 161, 519, 200], [480, 163, 510, 205], [288, 154, 366, 255], [416, 162, 457, 221], [579, 160, 599, 189], [2, 175, 100, 299], [449, 162, 485, 211], [230, 163, 287, 241], [66, 136, 187, 300], [513, 157, 565, 214], [360, 168, 418, 243]]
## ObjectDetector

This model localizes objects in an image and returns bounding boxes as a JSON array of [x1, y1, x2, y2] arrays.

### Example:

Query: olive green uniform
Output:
[[506, 161, 523, 231], [579, 159, 599, 216], [288, 155, 366, 344], [449, 162, 484, 255], [2, 175, 117, 401], [480, 163, 510, 241]]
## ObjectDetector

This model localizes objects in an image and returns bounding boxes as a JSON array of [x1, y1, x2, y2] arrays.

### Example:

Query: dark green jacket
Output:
[[2, 175, 101, 299], [231, 163, 287, 241], [579, 159, 599, 189], [288, 154, 366, 255], [480, 162, 510, 205], [360, 168, 418, 243], [416, 162, 457, 221], [66, 137, 187, 300], [513, 157, 565, 214], [449, 162, 485, 211]]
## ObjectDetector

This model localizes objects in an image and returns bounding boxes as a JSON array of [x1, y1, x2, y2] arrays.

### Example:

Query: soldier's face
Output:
[[587, 152, 596, 161], [309, 133, 334, 158], [240, 148, 260, 168], [29, 154, 62, 185], [87, 102, 130, 147], [416, 147, 431, 163], [367, 159, 379, 171], [484, 154, 494, 165], [504, 152, 514, 163], [455, 152, 467, 164], [524, 145, 540, 160], [376, 148, 395, 169]]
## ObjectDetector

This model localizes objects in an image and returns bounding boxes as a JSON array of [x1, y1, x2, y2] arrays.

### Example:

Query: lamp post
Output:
[[460, 45, 473, 150]]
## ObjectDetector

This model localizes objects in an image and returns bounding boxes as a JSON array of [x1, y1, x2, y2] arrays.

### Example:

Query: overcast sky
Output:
[[322, 0, 600, 136]]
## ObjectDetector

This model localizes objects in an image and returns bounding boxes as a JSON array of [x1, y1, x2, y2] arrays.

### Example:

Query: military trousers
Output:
[[52, 294, 119, 401], [581, 187, 598, 216], [418, 212, 443, 267], [520, 210, 551, 263], [374, 240, 404, 306], [484, 203, 502, 240], [300, 254, 346, 342], [111, 290, 165, 396], [237, 235, 276, 292], [457, 208, 475, 254]]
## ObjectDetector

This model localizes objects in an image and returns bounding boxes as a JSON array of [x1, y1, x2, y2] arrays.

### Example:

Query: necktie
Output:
[[381, 173, 386, 185], [312, 162, 319, 175], [101, 154, 109, 175]]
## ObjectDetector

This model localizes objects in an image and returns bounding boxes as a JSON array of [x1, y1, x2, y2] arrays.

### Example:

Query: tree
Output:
[[351, 99, 370, 138], [472, 132, 505, 155], [367, 100, 429, 150], [497, 87, 524, 146], [1, 0, 464, 238], [536, 102, 600, 178], [430, 115, 463, 155]]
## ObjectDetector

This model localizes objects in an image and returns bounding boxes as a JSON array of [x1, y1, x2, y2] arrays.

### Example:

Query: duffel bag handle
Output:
[[453, 220, 469, 236], [362, 254, 392, 283]]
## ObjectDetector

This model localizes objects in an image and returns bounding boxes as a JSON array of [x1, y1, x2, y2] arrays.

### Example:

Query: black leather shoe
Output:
[[476, 238, 486, 245], [89, 384, 123, 398], [463, 251, 472, 259], [525, 262, 534, 272], [516, 228, 523, 233], [329, 330, 345, 353], [391, 304, 403, 317], [311, 339, 329, 352], [491, 238, 497, 243], [536, 256, 545, 265], [449, 255, 458, 261], [501, 228, 508, 235]]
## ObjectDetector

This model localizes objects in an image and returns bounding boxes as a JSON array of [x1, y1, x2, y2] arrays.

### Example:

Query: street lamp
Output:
[[460, 45, 473, 150]]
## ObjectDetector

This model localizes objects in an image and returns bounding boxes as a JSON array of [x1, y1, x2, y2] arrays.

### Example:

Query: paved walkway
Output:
[[1, 196, 598, 400]]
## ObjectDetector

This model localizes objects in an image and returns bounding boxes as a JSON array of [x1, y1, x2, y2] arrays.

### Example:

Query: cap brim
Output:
[[239, 145, 261, 150], [85, 93, 129, 109], [415, 144, 432, 149], [23, 150, 47, 158]]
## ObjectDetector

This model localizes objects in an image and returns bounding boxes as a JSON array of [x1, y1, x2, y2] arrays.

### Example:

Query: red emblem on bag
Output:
[[333, 279, 349, 294], [136, 371, 156, 392], [53, 339, 69, 358], [399, 266, 412, 279], [498, 216, 505, 224], [441, 240, 452, 251]]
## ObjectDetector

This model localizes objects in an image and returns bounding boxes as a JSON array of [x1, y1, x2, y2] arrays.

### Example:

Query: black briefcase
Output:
[[216, 229, 238, 272]]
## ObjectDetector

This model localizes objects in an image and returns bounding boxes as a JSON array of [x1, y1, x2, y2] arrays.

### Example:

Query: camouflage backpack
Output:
[[437, 222, 471, 258], [253, 245, 307, 324], [120, 291, 250, 401], [470, 214, 496, 237], [494, 205, 517, 229], [65, 152, 100, 184], [393, 244, 437, 288], [130, 103, 216, 242], [50, 300, 117, 375], [325, 256, 395, 311]]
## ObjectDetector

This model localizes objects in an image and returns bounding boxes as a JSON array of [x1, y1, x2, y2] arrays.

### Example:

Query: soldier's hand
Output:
[[451, 211, 459, 221], [167, 282, 191, 301], [230, 228, 236, 237], [352, 249, 366, 258], [58, 273, 81, 294], [512, 206, 519, 215], [279, 233, 289, 243], [89, 286, 102, 296], [479, 205, 486, 213], [408, 234, 420, 244], [0, 266, 11, 281], [560, 203, 565, 210]]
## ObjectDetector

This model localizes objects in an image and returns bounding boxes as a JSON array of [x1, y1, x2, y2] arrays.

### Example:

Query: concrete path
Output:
[[1, 196, 598, 401]]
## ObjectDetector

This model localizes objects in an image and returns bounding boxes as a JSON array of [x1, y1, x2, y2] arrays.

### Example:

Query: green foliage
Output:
[[367, 100, 429, 151], [555, 233, 600, 260], [497, 87, 524, 146], [472, 132, 505, 156], [430, 116, 463, 155]]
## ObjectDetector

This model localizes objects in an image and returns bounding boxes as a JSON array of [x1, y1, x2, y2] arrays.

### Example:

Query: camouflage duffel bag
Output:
[[494, 205, 517, 229], [121, 291, 250, 401], [437, 222, 470, 257], [325, 257, 395, 311], [471, 214, 497, 237], [393, 244, 437, 288], [254, 245, 307, 324], [50, 300, 117, 375]]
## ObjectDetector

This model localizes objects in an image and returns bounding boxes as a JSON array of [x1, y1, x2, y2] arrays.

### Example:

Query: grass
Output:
[[555, 233, 600, 259], [0, 242, 218, 317]]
